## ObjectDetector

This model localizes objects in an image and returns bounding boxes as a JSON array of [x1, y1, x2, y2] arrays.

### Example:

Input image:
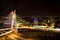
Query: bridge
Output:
[[0, 10, 26, 40]]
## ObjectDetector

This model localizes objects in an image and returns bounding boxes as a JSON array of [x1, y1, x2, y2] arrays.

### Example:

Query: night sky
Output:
[[0, 0, 60, 17]]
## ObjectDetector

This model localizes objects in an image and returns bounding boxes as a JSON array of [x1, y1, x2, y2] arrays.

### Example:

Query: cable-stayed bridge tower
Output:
[[0, 10, 21, 40]]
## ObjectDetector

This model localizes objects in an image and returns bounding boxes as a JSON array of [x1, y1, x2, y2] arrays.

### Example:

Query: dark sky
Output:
[[0, 0, 60, 17]]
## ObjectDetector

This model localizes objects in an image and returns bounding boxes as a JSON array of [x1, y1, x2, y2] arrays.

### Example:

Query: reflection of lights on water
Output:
[[49, 28, 60, 32], [52, 28, 60, 30]]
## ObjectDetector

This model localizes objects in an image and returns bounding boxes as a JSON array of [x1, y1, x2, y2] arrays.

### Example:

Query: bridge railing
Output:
[[0, 28, 14, 36], [0, 28, 11, 31]]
